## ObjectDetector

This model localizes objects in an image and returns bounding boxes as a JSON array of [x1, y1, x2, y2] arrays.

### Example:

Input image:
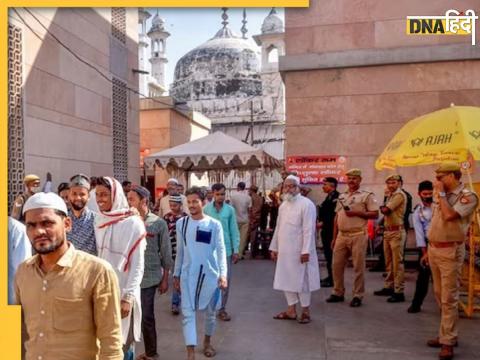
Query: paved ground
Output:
[[136, 258, 480, 360]]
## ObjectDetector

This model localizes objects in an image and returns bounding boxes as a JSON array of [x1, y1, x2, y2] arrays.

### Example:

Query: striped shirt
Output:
[[67, 208, 97, 255], [163, 212, 187, 260]]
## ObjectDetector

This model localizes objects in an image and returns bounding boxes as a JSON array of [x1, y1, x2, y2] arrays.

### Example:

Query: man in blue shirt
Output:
[[204, 183, 240, 321], [67, 174, 97, 255], [173, 186, 227, 360], [8, 216, 31, 304], [408, 180, 434, 314]]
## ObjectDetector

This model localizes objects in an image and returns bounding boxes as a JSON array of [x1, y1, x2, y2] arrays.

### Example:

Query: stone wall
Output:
[[281, 0, 480, 204]]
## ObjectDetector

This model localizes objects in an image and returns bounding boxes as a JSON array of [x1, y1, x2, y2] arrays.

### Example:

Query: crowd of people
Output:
[[6, 161, 478, 360]]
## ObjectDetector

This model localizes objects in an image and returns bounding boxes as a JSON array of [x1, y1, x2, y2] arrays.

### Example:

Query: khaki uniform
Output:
[[383, 188, 407, 294], [10, 192, 32, 222], [332, 189, 379, 298], [427, 184, 478, 346]]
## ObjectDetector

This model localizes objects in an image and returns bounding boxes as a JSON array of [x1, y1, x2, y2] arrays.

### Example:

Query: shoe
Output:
[[320, 278, 333, 287], [326, 294, 344, 303], [217, 310, 231, 321], [171, 305, 180, 316], [373, 288, 394, 296], [387, 293, 405, 303], [350, 297, 362, 307], [407, 304, 421, 313], [438, 345, 454, 360], [427, 338, 458, 348]]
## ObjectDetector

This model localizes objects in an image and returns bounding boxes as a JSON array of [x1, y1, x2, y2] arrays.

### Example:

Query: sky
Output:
[[145, 8, 285, 91]]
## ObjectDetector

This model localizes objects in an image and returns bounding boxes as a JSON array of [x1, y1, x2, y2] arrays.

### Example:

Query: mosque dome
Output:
[[261, 8, 284, 34], [170, 10, 262, 102]]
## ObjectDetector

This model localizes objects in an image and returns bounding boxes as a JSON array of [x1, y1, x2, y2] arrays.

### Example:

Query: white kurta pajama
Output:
[[95, 177, 147, 344], [270, 194, 320, 306]]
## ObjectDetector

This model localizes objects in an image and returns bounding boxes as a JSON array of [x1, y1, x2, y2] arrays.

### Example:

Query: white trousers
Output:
[[284, 291, 311, 307]]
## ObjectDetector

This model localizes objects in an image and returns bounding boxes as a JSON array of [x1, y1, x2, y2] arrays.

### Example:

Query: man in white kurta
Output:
[[270, 175, 320, 324]]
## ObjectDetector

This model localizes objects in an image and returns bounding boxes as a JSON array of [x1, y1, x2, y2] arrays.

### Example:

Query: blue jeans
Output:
[[220, 255, 232, 311]]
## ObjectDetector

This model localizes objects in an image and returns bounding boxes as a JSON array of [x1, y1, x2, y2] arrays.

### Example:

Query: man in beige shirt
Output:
[[15, 192, 123, 360], [426, 163, 478, 360], [374, 174, 407, 303], [326, 168, 379, 308]]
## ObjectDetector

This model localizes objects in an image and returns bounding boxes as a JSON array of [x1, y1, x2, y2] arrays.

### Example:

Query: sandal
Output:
[[297, 312, 311, 324], [273, 311, 297, 320], [217, 310, 231, 321], [203, 344, 217, 358]]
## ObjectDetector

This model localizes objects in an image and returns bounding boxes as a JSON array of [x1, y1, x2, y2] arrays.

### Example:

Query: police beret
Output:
[[69, 174, 91, 190], [24, 174, 40, 184], [385, 174, 401, 182], [435, 162, 461, 173], [345, 168, 362, 177]]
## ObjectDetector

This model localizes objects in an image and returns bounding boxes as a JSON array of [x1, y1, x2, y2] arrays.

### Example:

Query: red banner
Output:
[[286, 155, 348, 184]]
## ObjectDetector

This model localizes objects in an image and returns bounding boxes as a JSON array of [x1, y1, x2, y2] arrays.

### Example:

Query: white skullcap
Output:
[[285, 174, 301, 185], [167, 178, 179, 185], [23, 192, 68, 216]]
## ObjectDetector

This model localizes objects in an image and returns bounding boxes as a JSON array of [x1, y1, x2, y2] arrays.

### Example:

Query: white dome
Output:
[[171, 26, 261, 102], [261, 9, 284, 34]]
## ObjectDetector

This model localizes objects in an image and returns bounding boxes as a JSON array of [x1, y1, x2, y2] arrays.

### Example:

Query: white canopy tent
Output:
[[144, 131, 283, 189]]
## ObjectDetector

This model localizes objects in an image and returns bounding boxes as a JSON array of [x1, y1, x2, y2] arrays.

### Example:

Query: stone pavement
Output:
[[136, 259, 480, 360]]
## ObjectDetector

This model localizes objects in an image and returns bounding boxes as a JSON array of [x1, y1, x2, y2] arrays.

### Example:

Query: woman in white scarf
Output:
[[94, 176, 146, 354]]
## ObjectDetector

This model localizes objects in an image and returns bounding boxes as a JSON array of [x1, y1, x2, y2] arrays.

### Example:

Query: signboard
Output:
[[286, 155, 348, 184]]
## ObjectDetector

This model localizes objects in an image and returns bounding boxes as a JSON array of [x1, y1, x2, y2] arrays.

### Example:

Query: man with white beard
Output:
[[269, 175, 320, 324]]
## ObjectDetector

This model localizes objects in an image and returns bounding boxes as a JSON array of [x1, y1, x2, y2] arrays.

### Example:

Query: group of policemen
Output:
[[316, 163, 478, 360]]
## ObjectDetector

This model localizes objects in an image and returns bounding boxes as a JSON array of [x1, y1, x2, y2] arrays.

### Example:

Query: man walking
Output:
[[11, 174, 41, 222], [408, 180, 434, 313], [127, 186, 173, 360], [173, 187, 227, 360], [317, 177, 339, 287], [230, 181, 252, 259], [249, 185, 264, 257], [426, 163, 478, 360], [67, 174, 97, 255], [95, 177, 147, 359], [204, 183, 240, 321], [164, 194, 188, 315], [326, 169, 379, 307], [270, 175, 320, 324], [374, 174, 407, 303], [15, 192, 123, 359]]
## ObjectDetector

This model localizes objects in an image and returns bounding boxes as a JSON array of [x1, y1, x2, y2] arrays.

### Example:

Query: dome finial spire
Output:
[[269, 7, 277, 15], [221, 8, 229, 28], [241, 9, 248, 39]]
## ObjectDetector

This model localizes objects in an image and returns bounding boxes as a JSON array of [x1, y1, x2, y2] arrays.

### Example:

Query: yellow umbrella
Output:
[[375, 105, 480, 170]]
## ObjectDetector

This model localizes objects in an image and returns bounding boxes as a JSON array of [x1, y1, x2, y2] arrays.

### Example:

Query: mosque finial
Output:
[[269, 7, 277, 15], [221, 8, 229, 28], [241, 9, 248, 39]]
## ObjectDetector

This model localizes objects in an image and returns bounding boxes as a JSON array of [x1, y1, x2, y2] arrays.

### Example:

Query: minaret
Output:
[[147, 11, 170, 91], [138, 8, 151, 97]]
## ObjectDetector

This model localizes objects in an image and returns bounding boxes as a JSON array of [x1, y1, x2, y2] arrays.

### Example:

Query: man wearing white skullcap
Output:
[[14, 192, 123, 360], [158, 178, 189, 218], [269, 175, 320, 324]]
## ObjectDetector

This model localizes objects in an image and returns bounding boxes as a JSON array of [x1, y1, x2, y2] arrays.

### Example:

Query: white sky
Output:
[[145, 8, 285, 91]]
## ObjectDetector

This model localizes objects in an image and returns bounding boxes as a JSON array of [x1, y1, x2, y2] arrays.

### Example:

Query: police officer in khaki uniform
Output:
[[326, 169, 379, 307], [10, 174, 41, 222], [426, 163, 478, 360], [374, 174, 407, 303]]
